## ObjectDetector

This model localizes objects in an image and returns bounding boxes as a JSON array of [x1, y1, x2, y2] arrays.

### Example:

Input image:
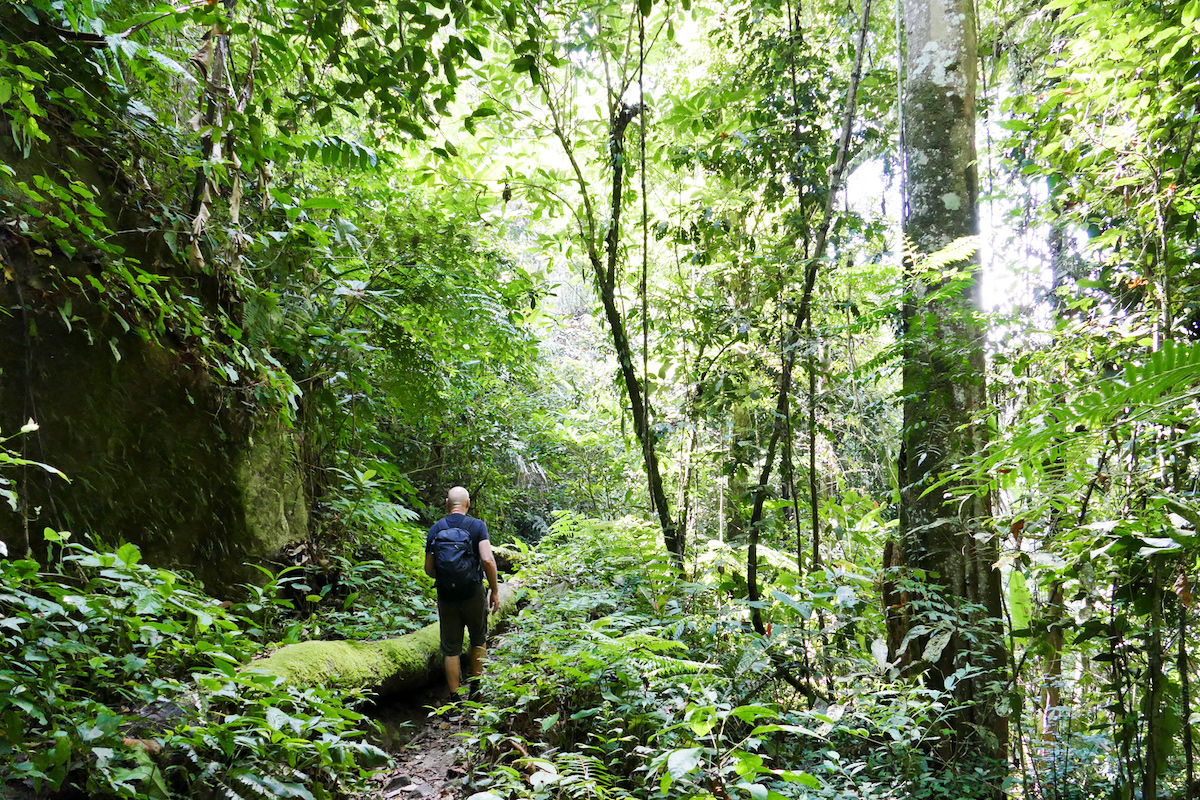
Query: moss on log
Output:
[[250, 584, 521, 696], [492, 546, 526, 575]]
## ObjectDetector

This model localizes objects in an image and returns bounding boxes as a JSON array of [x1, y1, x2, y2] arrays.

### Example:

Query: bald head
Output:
[[447, 486, 471, 512]]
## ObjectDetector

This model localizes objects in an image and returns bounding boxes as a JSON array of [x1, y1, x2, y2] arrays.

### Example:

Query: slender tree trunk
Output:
[[601, 105, 680, 562], [1143, 560, 1164, 800], [744, 0, 872, 560], [728, 407, 750, 548], [807, 331, 820, 573], [898, 0, 1007, 762], [590, 239, 680, 561], [783, 405, 804, 574], [1111, 593, 1135, 798], [544, 89, 681, 565], [1181, 578, 1196, 799]]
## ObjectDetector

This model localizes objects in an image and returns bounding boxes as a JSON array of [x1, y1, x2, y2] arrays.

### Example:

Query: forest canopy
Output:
[[2, 0, 1200, 798]]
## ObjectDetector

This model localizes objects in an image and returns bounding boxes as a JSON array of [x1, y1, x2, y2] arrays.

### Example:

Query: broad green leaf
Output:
[[732, 751, 763, 778], [116, 542, 141, 567], [923, 629, 953, 664], [302, 197, 344, 210], [871, 638, 890, 668], [775, 770, 820, 788], [735, 780, 768, 800], [1009, 570, 1032, 632], [1185, 0, 1200, 27], [666, 747, 703, 779]]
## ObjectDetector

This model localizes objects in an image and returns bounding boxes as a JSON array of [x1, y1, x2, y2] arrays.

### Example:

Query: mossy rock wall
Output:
[[0, 314, 307, 593], [0, 30, 308, 594]]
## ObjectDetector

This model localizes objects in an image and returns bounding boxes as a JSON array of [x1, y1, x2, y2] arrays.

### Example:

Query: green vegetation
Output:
[[0, 533, 388, 797], [463, 514, 1004, 800], [4, 0, 1200, 797]]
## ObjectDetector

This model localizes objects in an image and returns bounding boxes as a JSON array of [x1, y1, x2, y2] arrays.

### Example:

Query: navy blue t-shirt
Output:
[[425, 513, 489, 600]]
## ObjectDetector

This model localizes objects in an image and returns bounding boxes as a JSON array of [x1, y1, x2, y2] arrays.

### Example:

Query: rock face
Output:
[[0, 20, 308, 592], [0, 318, 308, 593]]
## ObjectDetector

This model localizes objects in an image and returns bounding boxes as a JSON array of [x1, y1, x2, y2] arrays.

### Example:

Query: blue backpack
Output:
[[430, 518, 482, 593]]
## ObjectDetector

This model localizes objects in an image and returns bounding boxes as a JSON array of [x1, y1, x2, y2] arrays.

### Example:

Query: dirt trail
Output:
[[363, 583, 520, 799], [363, 684, 478, 800]]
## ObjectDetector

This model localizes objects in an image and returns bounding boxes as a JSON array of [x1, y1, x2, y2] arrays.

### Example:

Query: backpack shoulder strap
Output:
[[464, 515, 486, 541]]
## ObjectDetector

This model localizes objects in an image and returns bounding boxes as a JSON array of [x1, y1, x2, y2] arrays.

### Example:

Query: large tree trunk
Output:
[[251, 584, 521, 696], [898, 0, 1007, 763]]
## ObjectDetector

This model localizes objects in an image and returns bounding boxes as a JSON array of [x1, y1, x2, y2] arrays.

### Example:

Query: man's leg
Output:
[[463, 588, 489, 698], [463, 646, 485, 699], [465, 646, 486, 680], [437, 593, 467, 697], [444, 654, 462, 694]]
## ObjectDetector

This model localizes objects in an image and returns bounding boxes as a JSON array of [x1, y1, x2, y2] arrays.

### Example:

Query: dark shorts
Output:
[[437, 585, 488, 657]]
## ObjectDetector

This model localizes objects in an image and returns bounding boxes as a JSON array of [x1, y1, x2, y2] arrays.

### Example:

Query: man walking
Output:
[[425, 486, 500, 699]]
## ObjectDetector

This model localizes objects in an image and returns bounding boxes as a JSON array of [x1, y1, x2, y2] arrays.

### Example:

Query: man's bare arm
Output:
[[478, 539, 501, 612]]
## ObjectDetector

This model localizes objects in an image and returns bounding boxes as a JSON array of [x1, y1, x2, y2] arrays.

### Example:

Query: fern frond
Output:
[[581, 628, 713, 678], [357, 499, 420, 524], [232, 773, 267, 799], [302, 135, 379, 170], [621, 632, 685, 653], [636, 653, 717, 678], [215, 779, 246, 800], [556, 751, 618, 799], [902, 234, 979, 272]]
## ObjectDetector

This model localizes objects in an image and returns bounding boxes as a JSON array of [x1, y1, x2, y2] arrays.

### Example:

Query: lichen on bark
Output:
[[898, 0, 1007, 767]]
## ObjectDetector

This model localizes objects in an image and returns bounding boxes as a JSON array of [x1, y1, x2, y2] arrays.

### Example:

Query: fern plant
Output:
[[458, 514, 734, 800]]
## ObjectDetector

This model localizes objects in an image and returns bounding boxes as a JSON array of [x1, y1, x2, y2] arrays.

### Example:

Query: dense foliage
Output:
[[4, 0, 1200, 797], [463, 514, 1005, 800], [0, 533, 389, 797]]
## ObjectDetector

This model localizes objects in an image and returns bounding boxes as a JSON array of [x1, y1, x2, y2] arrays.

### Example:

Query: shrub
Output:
[[0, 532, 388, 799]]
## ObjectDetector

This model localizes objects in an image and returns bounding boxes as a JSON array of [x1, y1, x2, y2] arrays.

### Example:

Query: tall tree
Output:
[[476, 0, 685, 563], [897, 0, 1007, 764]]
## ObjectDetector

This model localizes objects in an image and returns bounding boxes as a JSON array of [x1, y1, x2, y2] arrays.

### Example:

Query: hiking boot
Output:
[[427, 693, 462, 721]]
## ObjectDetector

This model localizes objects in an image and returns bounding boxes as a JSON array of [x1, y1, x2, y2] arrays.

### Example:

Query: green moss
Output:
[[251, 584, 523, 694], [492, 545, 527, 573], [236, 426, 309, 556], [0, 317, 308, 593], [251, 623, 442, 689]]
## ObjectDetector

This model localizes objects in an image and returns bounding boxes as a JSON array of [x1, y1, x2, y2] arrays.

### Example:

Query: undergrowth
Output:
[[0, 531, 389, 799], [458, 512, 1011, 800], [275, 521, 439, 642]]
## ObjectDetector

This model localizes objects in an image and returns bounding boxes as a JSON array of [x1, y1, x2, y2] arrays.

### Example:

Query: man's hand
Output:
[[488, 589, 500, 614]]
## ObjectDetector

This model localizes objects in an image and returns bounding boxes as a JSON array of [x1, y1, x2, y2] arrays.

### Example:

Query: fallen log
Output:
[[492, 545, 526, 575], [250, 583, 522, 696]]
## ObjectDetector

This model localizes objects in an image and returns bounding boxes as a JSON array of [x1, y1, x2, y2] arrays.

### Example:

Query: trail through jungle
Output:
[[365, 683, 477, 800]]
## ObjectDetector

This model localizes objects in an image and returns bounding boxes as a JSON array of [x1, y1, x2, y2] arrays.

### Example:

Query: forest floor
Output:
[[363, 683, 477, 800], [360, 586, 520, 799]]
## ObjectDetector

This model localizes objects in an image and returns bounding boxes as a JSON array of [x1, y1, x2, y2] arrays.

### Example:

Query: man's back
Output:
[[423, 487, 501, 698], [427, 513, 489, 601]]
